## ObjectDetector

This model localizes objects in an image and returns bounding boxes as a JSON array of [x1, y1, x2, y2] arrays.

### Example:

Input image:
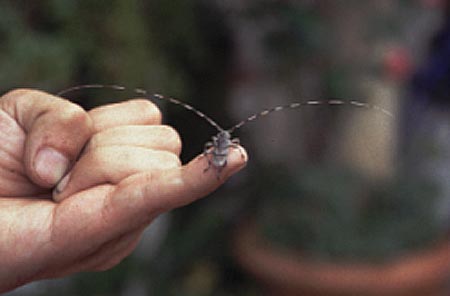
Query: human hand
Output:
[[0, 89, 247, 293]]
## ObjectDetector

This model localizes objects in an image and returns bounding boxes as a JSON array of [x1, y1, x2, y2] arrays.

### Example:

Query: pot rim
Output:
[[233, 221, 450, 295]]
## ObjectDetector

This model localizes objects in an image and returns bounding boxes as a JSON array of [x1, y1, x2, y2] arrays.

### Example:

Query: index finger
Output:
[[49, 147, 247, 256], [110, 146, 248, 226]]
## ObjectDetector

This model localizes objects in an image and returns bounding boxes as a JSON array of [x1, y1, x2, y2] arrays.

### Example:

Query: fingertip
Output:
[[196, 145, 248, 178], [223, 145, 248, 178], [163, 145, 248, 205]]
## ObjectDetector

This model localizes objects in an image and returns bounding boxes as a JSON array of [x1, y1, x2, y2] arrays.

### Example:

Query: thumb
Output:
[[109, 146, 248, 227], [0, 89, 93, 187]]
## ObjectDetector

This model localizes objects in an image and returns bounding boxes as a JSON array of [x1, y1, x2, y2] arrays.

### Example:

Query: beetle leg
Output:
[[202, 143, 214, 173]]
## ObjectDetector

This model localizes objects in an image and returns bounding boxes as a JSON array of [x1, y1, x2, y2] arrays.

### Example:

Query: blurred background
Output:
[[1, 0, 450, 295]]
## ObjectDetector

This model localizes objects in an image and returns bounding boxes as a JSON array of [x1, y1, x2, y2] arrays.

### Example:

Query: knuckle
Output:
[[2, 88, 32, 99], [60, 103, 89, 123], [165, 151, 182, 167], [156, 150, 181, 168], [160, 125, 182, 153], [56, 103, 93, 133], [129, 99, 162, 123]]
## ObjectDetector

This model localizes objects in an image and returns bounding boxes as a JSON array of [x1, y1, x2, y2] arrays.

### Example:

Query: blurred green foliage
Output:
[[257, 163, 442, 264], [0, 1, 231, 107], [0, 1, 168, 94]]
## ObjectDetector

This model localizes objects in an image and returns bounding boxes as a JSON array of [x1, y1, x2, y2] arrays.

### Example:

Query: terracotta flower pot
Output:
[[233, 222, 450, 296]]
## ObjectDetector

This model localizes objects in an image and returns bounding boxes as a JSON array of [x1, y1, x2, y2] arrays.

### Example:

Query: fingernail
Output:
[[226, 148, 248, 177], [34, 148, 70, 185], [53, 172, 71, 202], [54, 172, 71, 195]]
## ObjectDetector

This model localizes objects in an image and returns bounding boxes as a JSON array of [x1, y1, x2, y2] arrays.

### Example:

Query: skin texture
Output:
[[0, 89, 247, 293]]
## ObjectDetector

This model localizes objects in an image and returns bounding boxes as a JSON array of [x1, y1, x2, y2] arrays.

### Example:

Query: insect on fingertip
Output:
[[56, 84, 393, 182]]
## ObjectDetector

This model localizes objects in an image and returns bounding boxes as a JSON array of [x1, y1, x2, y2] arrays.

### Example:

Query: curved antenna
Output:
[[227, 99, 394, 133], [57, 84, 225, 132], [56, 84, 126, 96]]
